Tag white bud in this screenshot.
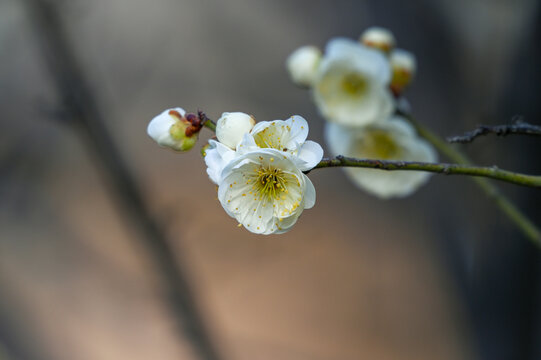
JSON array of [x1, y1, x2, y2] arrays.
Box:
[[286, 45, 322, 87], [147, 107, 198, 152], [360, 27, 396, 53], [390, 49, 416, 94], [216, 112, 256, 149]]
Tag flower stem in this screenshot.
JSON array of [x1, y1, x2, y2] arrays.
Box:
[[314, 156, 541, 188], [198, 111, 217, 132], [401, 112, 541, 247], [203, 120, 216, 132]]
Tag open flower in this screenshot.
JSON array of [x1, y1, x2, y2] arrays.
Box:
[[218, 148, 316, 234], [147, 107, 198, 151], [238, 115, 323, 171], [312, 38, 395, 127], [325, 116, 437, 198], [205, 115, 322, 234]]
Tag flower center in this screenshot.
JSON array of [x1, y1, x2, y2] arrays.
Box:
[[253, 132, 281, 150], [254, 166, 288, 201], [252, 122, 290, 151], [357, 130, 400, 159], [341, 73, 368, 96]]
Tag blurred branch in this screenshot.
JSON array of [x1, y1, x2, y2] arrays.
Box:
[[447, 119, 541, 143], [21, 1, 224, 360], [314, 156, 541, 187], [399, 111, 541, 247]]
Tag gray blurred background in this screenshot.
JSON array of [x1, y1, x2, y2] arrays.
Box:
[[1, 0, 540, 359]]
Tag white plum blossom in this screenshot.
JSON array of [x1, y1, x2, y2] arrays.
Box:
[[360, 27, 396, 53], [204, 115, 323, 234], [147, 107, 198, 151], [205, 115, 323, 185], [312, 38, 395, 127], [325, 116, 437, 199], [286, 45, 322, 87], [216, 112, 256, 149], [218, 148, 316, 234], [237, 115, 323, 171]]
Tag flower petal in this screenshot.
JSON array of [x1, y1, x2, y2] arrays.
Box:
[[295, 140, 324, 171], [283, 115, 309, 149], [236, 132, 259, 154], [325, 38, 391, 84], [273, 215, 299, 234], [303, 175, 316, 209], [205, 139, 235, 184]]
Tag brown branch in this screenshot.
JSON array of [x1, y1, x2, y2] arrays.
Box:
[[21, 1, 224, 360], [447, 118, 541, 144]]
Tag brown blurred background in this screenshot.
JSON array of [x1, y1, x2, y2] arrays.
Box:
[[1, 0, 540, 359]]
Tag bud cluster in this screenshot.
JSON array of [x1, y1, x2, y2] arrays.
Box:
[[147, 105, 323, 234]]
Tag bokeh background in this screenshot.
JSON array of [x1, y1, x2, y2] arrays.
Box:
[[1, 0, 540, 359]]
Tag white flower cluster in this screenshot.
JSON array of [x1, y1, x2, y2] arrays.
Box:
[[147, 109, 323, 235], [205, 113, 323, 234], [146, 27, 438, 235], [287, 27, 436, 198]]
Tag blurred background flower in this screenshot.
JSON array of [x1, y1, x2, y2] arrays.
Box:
[[325, 117, 437, 198]]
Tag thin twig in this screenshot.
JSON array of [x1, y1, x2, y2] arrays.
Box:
[[314, 156, 541, 188], [447, 120, 541, 143], [21, 1, 224, 359], [399, 111, 541, 247], [199, 111, 217, 132]]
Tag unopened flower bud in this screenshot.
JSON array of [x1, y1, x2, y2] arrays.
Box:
[[360, 27, 396, 53], [286, 45, 322, 87], [390, 49, 416, 95], [147, 107, 199, 152], [216, 112, 256, 149]]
